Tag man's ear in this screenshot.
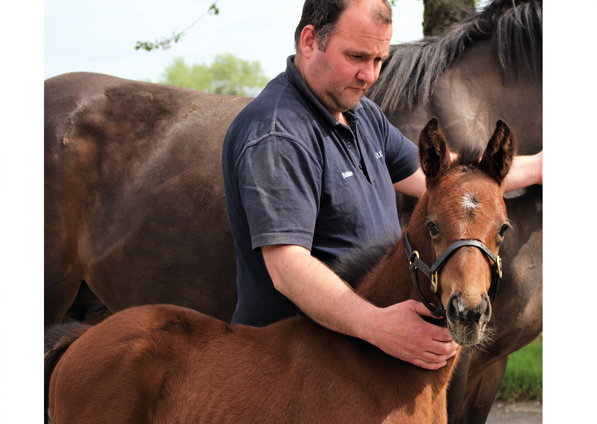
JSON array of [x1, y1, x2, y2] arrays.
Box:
[[300, 25, 317, 58]]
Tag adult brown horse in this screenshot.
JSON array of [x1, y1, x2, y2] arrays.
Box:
[[45, 119, 515, 424], [367, 1, 542, 422], [44, 77, 249, 325], [44, 0, 542, 422]]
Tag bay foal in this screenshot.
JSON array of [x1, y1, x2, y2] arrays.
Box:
[[45, 119, 515, 424]]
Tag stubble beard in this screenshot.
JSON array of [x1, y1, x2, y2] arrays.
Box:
[[328, 86, 367, 114]]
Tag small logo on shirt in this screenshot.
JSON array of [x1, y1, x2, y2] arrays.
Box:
[[342, 171, 354, 179], [375, 151, 383, 159]]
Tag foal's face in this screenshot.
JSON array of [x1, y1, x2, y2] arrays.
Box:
[[426, 167, 510, 346]]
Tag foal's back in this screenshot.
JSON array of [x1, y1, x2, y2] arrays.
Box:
[[49, 304, 452, 423]]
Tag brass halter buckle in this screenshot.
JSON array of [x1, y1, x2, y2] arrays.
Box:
[[496, 255, 502, 278], [431, 272, 439, 293], [409, 251, 419, 269]]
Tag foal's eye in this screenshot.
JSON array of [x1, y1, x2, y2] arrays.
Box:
[[499, 223, 511, 237], [427, 222, 440, 236]]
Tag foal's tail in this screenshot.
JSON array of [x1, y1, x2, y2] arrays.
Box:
[[44, 321, 91, 424]]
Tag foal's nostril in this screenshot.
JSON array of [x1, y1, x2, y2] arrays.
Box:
[[448, 292, 492, 325], [480, 293, 492, 325], [447, 293, 464, 323]]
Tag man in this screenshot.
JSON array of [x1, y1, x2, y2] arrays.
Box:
[[222, 0, 542, 370]]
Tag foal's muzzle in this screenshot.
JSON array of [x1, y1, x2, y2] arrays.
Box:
[[402, 230, 502, 317]]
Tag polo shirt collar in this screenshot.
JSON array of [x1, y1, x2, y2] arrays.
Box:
[[285, 55, 363, 128]]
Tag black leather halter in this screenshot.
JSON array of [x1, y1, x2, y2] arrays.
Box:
[[402, 230, 503, 317]]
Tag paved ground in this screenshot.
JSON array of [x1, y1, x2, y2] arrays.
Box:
[[487, 401, 542, 424]]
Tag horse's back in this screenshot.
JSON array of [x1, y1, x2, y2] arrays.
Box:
[[44, 73, 251, 325], [49, 304, 447, 424]]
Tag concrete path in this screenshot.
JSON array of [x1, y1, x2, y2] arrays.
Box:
[[487, 401, 542, 424]]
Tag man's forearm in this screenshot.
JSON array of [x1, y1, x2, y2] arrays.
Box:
[[393, 150, 542, 198], [261, 244, 375, 340], [504, 150, 543, 192]]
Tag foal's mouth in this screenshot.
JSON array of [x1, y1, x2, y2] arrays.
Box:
[[447, 320, 489, 347]]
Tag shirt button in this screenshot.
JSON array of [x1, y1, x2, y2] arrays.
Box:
[[347, 142, 352, 148]]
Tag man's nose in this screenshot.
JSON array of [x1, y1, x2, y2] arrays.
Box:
[[357, 61, 378, 85]]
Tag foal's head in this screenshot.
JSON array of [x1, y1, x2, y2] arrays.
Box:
[[417, 119, 515, 346]]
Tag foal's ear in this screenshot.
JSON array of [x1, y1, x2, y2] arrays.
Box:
[[479, 120, 516, 185], [419, 118, 452, 187]]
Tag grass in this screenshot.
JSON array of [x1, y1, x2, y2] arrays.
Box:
[[496, 335, 542, 402]]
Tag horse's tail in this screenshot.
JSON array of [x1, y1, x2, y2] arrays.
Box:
[[44, 321, 91, 424]]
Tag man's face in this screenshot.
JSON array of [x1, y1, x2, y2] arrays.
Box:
[[302, 2, 392, 120]]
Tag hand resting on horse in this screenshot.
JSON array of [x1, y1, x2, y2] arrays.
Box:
[[262, 244, 458, 370], [394, 150, 543, 199]]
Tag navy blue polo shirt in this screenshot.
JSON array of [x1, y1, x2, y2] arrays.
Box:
[[222, 56, 419, 326]]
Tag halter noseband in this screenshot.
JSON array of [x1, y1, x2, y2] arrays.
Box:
[[402, 230, 502, 318]]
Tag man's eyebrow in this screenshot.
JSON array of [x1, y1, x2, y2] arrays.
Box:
[[346, 50, 388, 59]]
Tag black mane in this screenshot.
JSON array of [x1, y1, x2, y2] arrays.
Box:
[[330, 239, 397, 289], [367, 0, 542, 113]]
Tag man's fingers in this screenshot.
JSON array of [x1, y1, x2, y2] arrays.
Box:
[[416, 360, 448, 371]]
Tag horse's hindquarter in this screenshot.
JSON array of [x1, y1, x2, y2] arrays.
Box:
[[48, 305, 224, 423], [44, 73, 251, 322]]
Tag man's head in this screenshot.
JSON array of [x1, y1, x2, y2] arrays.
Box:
[[294, 0, 392, 52], [294, 0, 393, 121]]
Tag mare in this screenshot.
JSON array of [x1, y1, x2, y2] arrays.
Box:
[[44, 0, 542, 422], [44, 78, 249, 325], [367, 1, 542, 422], [45, 119, 515, 424]]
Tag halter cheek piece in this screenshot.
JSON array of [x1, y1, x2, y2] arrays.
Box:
[[402, 230, 503, 318]]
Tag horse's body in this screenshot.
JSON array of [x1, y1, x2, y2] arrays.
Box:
[[367, 2, 542, 422], [44, 1, 542, 422], [45, 121, 515, 424], [44, 74, 249, 324]]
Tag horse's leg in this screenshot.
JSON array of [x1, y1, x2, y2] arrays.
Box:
[[451, 357, 509, 424], [44, 269, 83, 328], [63, 281, 111, 325], [446, 352, 471, 424]]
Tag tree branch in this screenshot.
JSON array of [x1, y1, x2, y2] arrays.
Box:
[[135, 1, 220, 52]]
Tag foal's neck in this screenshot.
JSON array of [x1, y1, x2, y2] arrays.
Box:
[[356, 194, 433, 308]]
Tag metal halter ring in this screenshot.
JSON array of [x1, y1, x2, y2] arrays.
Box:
[[431, 272, 439, 293]]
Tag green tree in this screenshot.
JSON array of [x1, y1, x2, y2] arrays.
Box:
[[159, 54, 269, 96]]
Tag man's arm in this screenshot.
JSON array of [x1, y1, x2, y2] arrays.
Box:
[[393, 151, 543, 198], [503, 150, 543, 192], [261, 244, 458, 370]]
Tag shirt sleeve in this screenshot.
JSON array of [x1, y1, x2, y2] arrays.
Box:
[[384, 123, 420, 184], [237, 134, 322, 251]]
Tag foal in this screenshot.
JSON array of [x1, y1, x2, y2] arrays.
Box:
[[45, 119, 515, 424]]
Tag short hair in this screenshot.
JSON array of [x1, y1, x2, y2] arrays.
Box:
[[294, 0, 393, 52]]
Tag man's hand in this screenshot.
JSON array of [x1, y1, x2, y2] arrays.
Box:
[[358, 299, 458, 370]]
